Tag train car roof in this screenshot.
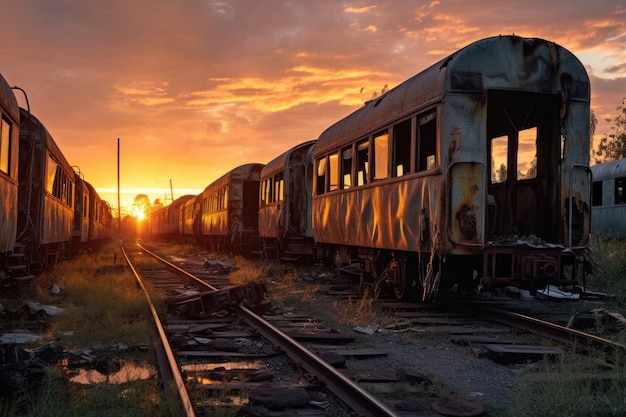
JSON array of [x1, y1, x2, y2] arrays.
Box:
[[0, 74, 19, 125], [200, 163, 264, 195], [315, 35, 589, 155], [591, 159, 626, 182], [19, 108, 74, 176], [261, 140, 316, 180]]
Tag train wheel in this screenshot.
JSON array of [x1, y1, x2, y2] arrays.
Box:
[[390, 258, 417, 300]]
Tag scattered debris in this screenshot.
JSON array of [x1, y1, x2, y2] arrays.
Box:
[[536, 285, 580, 300], [567, 309, 626, 332]]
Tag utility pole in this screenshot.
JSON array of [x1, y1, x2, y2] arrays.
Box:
[[170, 179, 174, 203], [117, 138, 121, 231]]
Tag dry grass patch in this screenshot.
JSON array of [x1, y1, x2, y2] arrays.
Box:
[[30, 242, 153, 349]]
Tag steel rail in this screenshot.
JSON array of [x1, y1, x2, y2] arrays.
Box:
[[136, 242, 401, 417], [237, 304, 401, 417], [443, 298, 626, 353], [136, 242, 218, 291], [120, 242, 197, 417]]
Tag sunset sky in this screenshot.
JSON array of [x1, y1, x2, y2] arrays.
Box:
[[3, 0, 625, 215]]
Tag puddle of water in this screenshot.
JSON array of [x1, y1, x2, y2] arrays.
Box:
[[181, 360, 265, 373], [183, 360, 266, 386], [70, 362, 157, 385]]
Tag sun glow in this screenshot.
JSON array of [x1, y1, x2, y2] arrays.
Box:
[[132, 207, 145, 222]]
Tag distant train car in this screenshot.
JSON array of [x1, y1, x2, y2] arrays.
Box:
[[148, 195, 195, 238], [17, 108, 76, 268], [259, 140, 315, 260], [0, 74, 20, 260], [591, 159, 626, 239], [180, 194, 200, 238], [73, 175, 113, 245], [312, 35, 591, 300], [85, 180, 112, 242], [197, 163, 264, 253]]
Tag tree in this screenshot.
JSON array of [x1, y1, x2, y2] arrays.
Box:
[[132, 194, 151, 219], [594, 99, 626, 163]]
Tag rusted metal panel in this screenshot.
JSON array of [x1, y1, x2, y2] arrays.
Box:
[[42, 195, 73, 245], [312, 174, 444, 253], [447, 162, 485, 247], [0, 73, 20, 253], [0, 180, 18, 252], [18, 109, 76, 250]]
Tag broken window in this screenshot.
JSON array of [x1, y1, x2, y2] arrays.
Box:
[[592, 181, 603, 206], [357, 139, 369, 186], [393, 119, 411, 177], [417, 111, 437, 171], [341, 146, 352, 189], [491, 136, 508, 184], [315, 157, 326, 195], [517, 127, 537, 180]]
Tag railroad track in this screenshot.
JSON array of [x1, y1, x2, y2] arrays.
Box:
[[122, 240, 626, 416], [120, 241, 408, 417]]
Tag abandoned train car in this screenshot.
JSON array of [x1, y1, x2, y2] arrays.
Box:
[[148, 194, 195, 238], [312, 35, 591, 300], [591, 159, 626, 239], [196, 163, 264, 253], [17, 108, 77, 269], [258, 140, 315, 260]]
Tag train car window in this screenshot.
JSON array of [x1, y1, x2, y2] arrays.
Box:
[[83, 195, 88, 217], [490, 136, 508, 184], [315, 157, 326, 195], [275, 173, 284, 201], [616, 178, 626, 204], [46, 156, 58, 195], [592, 181, 603, 206], [329, 152, 339, 191], [260, 180, 266, 206], [417, 112, 437, 171], [373, 131, 389, 181], [357, 140, 369, 186], [393, 119, 411, 177], [0, 118, 10, 174], [517, 127, 537, 180], [341, 146, 353, 189]]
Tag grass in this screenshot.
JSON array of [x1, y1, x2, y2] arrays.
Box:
[[0, 241, 181, 417]]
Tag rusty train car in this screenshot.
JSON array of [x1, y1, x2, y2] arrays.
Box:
[[196, 164, 264, 253], [148, 194, 195, 238], [0, 73, 112, 281], [312, 35, 591, 299], [258, 140, 315, 260], [73, 173, 113, 245], [591, 159, 626, 239], [149, 164, 265, 253], [148, 36, 591, 300]]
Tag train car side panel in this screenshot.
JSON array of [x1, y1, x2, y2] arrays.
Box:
[[0, 74, 20, 253]]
